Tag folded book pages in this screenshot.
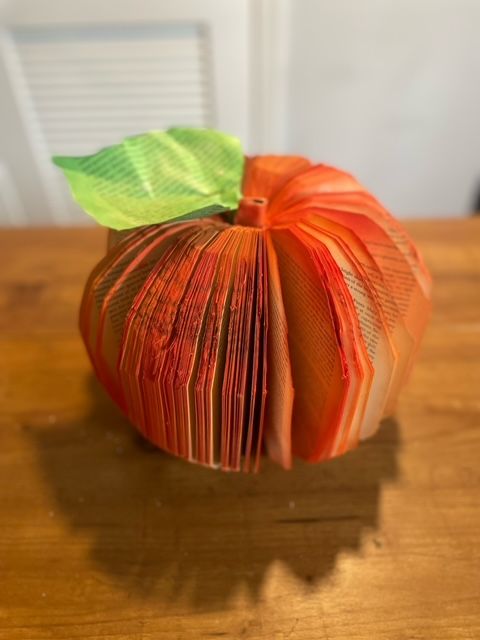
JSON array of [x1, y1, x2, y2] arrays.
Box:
[[54, 128, 431, 471]]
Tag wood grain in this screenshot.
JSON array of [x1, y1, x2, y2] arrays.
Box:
[[0, 220, 479, 640]]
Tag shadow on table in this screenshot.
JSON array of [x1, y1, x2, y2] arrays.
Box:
[[31, 376, 399, 610]]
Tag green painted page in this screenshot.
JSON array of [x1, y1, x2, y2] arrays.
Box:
[[53, 128, 245, 230]]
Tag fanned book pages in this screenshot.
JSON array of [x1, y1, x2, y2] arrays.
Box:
[[54, 128, 431, 471]]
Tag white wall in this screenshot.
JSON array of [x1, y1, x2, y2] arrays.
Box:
[[286, 0, 480, 218], [1, 0, 479, 223]]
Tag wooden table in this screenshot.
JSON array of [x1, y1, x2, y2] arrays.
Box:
[[0, 220, 479, 640]]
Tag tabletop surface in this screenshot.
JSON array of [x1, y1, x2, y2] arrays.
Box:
[[1, 219, 479, 640]]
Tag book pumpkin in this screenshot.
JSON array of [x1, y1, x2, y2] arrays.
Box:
[[54, 128, 431, 471]]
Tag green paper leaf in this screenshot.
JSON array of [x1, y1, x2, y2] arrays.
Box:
[[53, 127, 245, 230]]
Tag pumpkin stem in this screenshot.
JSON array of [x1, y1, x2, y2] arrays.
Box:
[[235, 197, 268, 228]]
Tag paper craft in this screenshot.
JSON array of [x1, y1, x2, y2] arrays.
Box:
[[54, 128, 431, 471]]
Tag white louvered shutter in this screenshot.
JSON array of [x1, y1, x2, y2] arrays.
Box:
[[0, 0, 249, 225]]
